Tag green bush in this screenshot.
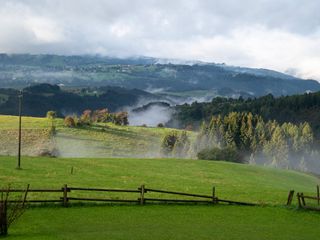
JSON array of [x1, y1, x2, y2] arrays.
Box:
[[197, 147, 243, 163], [161, 131, 178, 156], [113, 111, 129, 126]]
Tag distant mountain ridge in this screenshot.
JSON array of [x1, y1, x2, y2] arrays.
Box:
[[0, 84, 161, 117], [0, 53, 319, 97]]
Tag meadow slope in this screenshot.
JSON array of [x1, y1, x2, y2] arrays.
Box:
[[1, 156, 320, 240], [0, 156, 318, 204], [0, 115, 191, 158]]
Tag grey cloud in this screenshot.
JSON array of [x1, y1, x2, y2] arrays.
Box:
[[197, 0, 320, 33], [0, 0, 319, 78]]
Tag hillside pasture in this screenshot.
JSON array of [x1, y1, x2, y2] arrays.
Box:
[[0, 156, 319, 240], [0, 115, 59, 156], [55, 123, 182, 158], [0, 115, 190, 158], [0, 156, 318, 205]]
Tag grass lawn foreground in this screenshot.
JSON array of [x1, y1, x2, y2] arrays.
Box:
[[8, 205, 320, 240], [0, 156, 320, 239]]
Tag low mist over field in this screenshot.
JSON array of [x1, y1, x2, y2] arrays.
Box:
[[128, 104, 173, 127]]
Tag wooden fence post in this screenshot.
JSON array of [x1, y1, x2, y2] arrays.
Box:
[[22, 184, 30, 208], [301, 193, 306, 206], [140, 185, 145, 205], [317, 185, 319, 206], [297, 193, 302, 208], [212, 186, 216, 204], [63, 184, 68, 207], [0, 201, 8, 236], [286, 190, 294, 206]]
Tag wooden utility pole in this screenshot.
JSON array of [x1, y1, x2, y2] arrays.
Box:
[[17, 90, 23, 169]]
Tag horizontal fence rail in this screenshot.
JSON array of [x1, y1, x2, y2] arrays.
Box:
[[215, 198, 256, 206], [66, 198, 139, 203], [0, 184, 256, 207], [143, 188, 214, 199], [69, 187, 140, 193], [142, 198, 213, 203], [0, 189, 64, 193], [300, 195, 320, 201]]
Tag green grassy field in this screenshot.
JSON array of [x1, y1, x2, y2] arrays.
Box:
[[9, 205, 320, 240], [0, 115, 190, 157], [0, 115, 57, 156], [1, 156, 319, 240], [0, 115, 63, 129], [1, 156, 318, 204], [55, 123, 185, 158], [1, 115, 320, 239]]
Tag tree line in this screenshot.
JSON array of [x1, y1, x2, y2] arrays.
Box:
[[64, 109, 129, 127], [174, 92, 320, 139], [162, 112, 319, 172]]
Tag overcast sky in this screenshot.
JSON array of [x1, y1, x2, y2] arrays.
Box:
[[0, 0, 319, 79]]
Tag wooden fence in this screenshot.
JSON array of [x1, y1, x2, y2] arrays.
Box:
[[0, 185, 256, 207], [294, 185, 320, 211]]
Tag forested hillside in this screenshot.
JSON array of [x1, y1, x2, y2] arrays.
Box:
[[0, 84, 160, 117], [174, 92, 320, 137]]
